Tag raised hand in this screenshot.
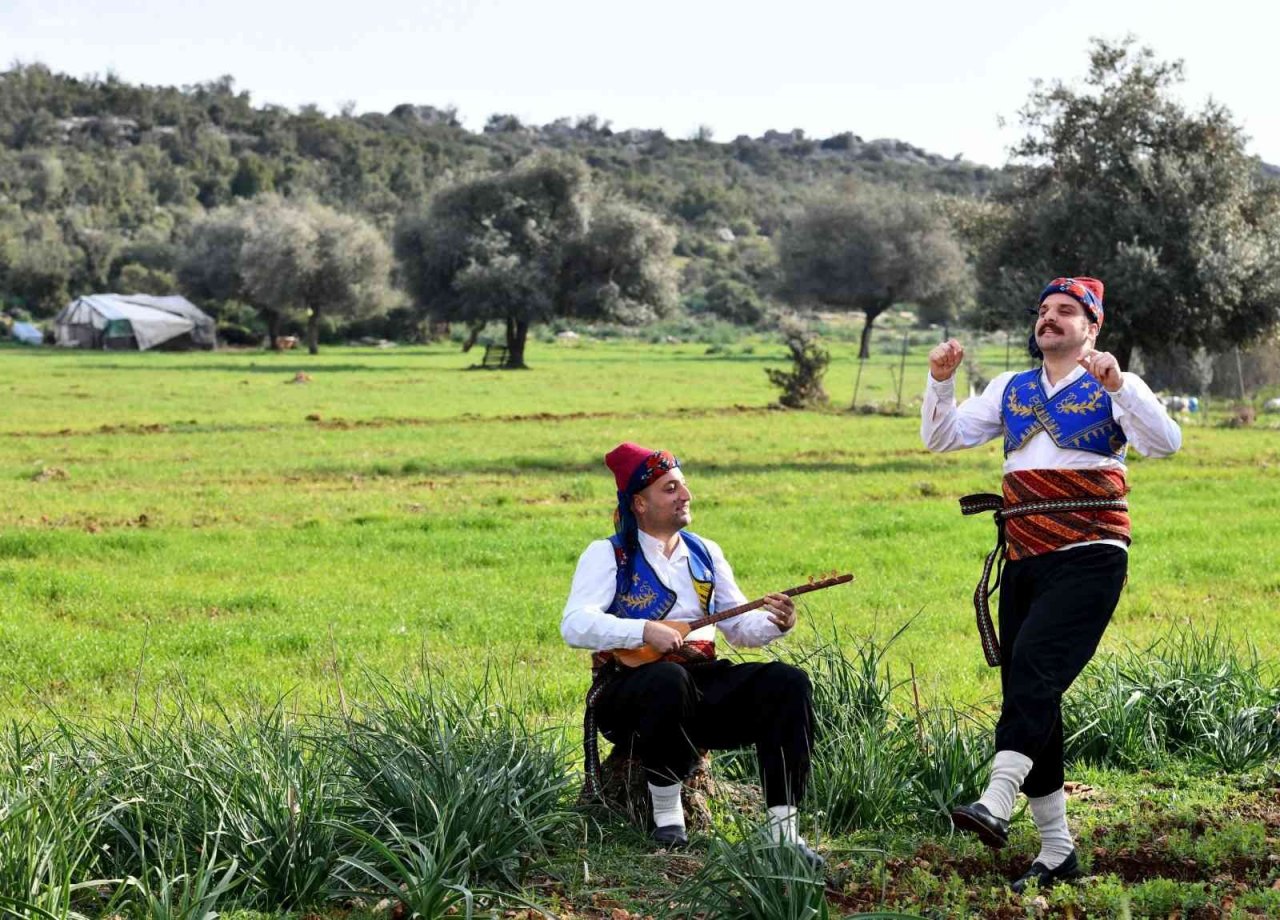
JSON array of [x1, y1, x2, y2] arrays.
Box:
[[1078, 348, 1123, 393], [928, 339, 965, 382]]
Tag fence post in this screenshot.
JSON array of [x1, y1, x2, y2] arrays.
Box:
[[895, 333, 909, 414]]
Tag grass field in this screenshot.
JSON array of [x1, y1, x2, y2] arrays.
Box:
[[1, 337, 1276, 721], [2, 336, 1279, 918]]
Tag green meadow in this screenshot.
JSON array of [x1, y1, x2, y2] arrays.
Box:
[[1, 337, 1276, 722]]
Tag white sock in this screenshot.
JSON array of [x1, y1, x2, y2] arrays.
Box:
[[648, 781, 684, 829], [767, 804, 799, 844], [1028, 787, 1074, 869], [976, 750, 1034, 821]]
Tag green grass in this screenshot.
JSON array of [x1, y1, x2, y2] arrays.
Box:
[[0, 332, 1278, 918], [0, 338, 1277, 723]]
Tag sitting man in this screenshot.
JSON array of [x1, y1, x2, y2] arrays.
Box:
[[562, 442, 820, 866]]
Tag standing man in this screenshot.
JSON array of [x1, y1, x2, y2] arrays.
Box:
[[921, 277, 1181, 892], [562, 442, 821, 867]]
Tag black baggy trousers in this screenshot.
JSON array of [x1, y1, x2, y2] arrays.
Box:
[[995, 543, 1128, 797], [594, 658, 814, 808]]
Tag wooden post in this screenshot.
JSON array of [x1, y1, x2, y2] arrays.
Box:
[[895, 333, 909, 414]]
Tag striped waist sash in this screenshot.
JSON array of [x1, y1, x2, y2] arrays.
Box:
[[959, 469, 1130, 667]]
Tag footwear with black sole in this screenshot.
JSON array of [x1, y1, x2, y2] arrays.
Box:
[[651, 824, 688, 849], [1011, 850, 1081, 893], [950, 802, 1010, 849]]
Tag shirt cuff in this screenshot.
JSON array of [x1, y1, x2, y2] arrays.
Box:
[[621, 619, 649, 648], [927, 372, 956, 396], [1107, 378, 1134, 414]]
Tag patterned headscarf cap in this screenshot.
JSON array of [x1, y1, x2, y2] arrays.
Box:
[[604, 443, 680, 547], [1039, 277, 1105, 327]]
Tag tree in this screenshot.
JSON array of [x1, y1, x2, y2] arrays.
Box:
[[180, 197, 393, 353], [240, 199, 393, 354], [179, 204, 258, 328], [0, 214, 75, 316], [395, 155, 677, 368], [972, 39, 1280, 369], [778, 183, 972, 358]]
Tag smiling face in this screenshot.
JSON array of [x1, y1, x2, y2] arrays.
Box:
[[1035, 293, 1099, 357], [632, 468, 693, 536]]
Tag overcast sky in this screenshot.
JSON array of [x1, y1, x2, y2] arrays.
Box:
[[2, 0, 1276, 167]]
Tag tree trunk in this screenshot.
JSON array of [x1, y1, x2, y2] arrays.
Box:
[[266, 311, 282, 351], [505, 317, 530, 368], [307, 310, 320, 355], [858, 306, 887, 360], [461, 320, 484, 352], [1113, 340, 1133, 372]]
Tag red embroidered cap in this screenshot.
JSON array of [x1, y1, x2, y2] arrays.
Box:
[[605, 442, 679, 494], [1040, 276, 1105, 327]]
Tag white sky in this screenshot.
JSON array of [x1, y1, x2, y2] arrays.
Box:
[[2, 0, 1276, 167]]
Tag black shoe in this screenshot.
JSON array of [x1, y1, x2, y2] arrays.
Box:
[[790, 840, 826, 872], [1011, 850, 1081, 893], [651, 824, 688, 849], [950, 802, 1009, 849]]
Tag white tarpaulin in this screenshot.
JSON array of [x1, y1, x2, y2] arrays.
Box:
[[55, 294, 216, 350]]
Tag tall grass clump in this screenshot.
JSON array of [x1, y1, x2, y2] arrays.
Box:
[[779, 627, 991, 834], [662, 814, 830, 920], [178, 701, 342, 909], [116, 824, 242, 920], [335, 821, 480, 920], [1065, 626, 1280, 772], [335, 673, 578, 889], [66, 697, 342, 911], [0, 725, 117, 920]]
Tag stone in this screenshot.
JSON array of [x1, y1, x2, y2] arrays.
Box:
[[584, 747, 759, 830]]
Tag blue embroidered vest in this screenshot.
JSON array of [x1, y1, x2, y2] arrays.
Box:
[[606, 531, 716, 621], [1001, 368, 1127, 461]]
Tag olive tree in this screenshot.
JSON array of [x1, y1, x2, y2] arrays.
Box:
[[779, 184, 972, 358]]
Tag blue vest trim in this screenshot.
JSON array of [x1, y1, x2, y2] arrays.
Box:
[[607, 531, 717, 622], [1001, 368, 1128, 461]]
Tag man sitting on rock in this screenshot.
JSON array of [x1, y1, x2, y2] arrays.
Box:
[[562, 442, 821, 867]]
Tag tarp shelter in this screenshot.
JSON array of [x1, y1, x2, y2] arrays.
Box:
[[11, 322, 43, 345], [55, 294, 217, 350]]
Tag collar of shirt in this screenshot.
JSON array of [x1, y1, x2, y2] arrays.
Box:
[[637, 529, 685, 565], [1040, 363, 1088, 398]]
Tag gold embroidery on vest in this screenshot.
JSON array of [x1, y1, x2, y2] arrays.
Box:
[[619, 573, 659, 612]]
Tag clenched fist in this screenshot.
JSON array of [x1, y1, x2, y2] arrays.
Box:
[[929, 339, 965, 382]]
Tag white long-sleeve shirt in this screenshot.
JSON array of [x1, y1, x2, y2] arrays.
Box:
[[560, 529, 785, 652], [921, 365, 1182, 471], [920, 365, 1182, 552]]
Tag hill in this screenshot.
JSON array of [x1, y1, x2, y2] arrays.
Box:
[[0, 64, 1000, 326]]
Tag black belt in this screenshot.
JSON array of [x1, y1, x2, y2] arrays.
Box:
[[581, 660, 621, 802], [959, 492, 1129, 667]]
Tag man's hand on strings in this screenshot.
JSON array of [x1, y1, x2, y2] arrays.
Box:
[[763, 593, 797, 632], [642, 620, 684, 653]]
